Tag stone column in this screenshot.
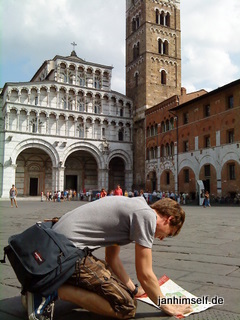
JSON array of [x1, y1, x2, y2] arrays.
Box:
[[58, 165, 65, 192], [26, 114, 29, 132], [5, 112, 9, 130], [55, 115, 58, 135], [47, 88, 50, 107], [74, 120, 77, 137], [52, 166, 58, 193], [1, 162, 17, 198], [125, 169, 133, 191], [46, 116, 49, 134], [98, 168, 109, 190], [36, 113, 39, 133]]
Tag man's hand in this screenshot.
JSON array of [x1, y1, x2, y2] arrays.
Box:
[[161, 303, 193, 317]]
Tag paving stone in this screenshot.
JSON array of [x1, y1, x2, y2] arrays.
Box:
[[163, 260, 237, 276], [156, 252, 240, 266], [177, 272, 240, 290], [190, 285, 240, 315]]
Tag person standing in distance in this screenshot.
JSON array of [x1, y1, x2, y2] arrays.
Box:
[[114, 184, 123, 196], [9, 184, 18, 208]]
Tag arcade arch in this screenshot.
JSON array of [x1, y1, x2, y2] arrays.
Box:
[[108, 157, 125, 192], [146, 171, 157, 192], [199, 163, 217, 195], [160, 169, 174, 192], [178, 167, 196, 199], [16, 148, 53, 196], [64, 150, 98, 192]]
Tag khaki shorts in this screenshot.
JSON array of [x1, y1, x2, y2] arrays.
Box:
[[67, 253, 137, 319]]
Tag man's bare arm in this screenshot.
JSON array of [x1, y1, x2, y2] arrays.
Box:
[[105, 246, 136, 292], [135, 243, 192, 316]]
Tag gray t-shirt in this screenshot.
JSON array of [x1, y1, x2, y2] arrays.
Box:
[[53, 196, 157, 250]]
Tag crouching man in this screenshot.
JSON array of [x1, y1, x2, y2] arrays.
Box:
[[27, 196, 192, 320]]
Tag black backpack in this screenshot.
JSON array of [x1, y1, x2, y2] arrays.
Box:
[[1, 221, 88, 297]]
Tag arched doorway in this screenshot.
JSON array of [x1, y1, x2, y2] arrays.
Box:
[[160, 170, 174, 193], [16, 148, 52, 196], [178, 167, 196, 200], [146, 171, 157, 192], [65, 150, 98, 192], [199, 163, 217, 196], [109, 157, 125, 192]]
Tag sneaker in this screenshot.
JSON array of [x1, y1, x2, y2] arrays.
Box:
[[27, 291, 57, 320]]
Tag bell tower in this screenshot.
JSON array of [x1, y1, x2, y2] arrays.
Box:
[[126, 0, 181, 189]]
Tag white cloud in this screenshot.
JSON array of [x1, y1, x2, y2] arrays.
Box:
[[182, 46, 238, 90], [0, 0, 126, 92], [181, 0, 240, 92]]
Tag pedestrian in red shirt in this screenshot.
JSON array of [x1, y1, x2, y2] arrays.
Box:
[[114, 184, 123, 196]]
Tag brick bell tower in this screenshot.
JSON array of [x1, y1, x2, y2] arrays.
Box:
[[126, 0, 181, 190]]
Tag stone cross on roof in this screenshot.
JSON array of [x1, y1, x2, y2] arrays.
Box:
[[71, 41, 77, 50]]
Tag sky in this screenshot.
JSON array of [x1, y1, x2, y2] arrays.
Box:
[[0, 0, 240, 95]]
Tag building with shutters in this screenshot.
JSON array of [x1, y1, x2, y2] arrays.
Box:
[[145, 79, 240, 201]]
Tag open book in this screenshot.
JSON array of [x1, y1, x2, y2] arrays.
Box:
[[136, 275, 216, 318]]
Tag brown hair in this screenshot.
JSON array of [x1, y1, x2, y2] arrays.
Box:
[[150, 198, 185, 236]]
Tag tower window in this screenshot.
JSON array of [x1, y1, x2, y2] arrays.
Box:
[[163, 40, 168, 55], [156, 9, 159, 24], [166, 13, 170, 27], [136, 16, 140, 28], [133, 42, 140, 60], [156, 9, 170, 26], [160, 70, 167, 85], [135, 72, 139, 87], [132, 19, 136, 32], [158, 39, 162, 54], [158, 39, 169, 55], [160, 11, 164, 25], [132, 16, 140, 32]]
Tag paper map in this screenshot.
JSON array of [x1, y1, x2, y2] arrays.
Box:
[[136, 275, 215, 318]]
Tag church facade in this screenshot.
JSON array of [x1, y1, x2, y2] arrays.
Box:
[[0, 51, 133, 197]]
